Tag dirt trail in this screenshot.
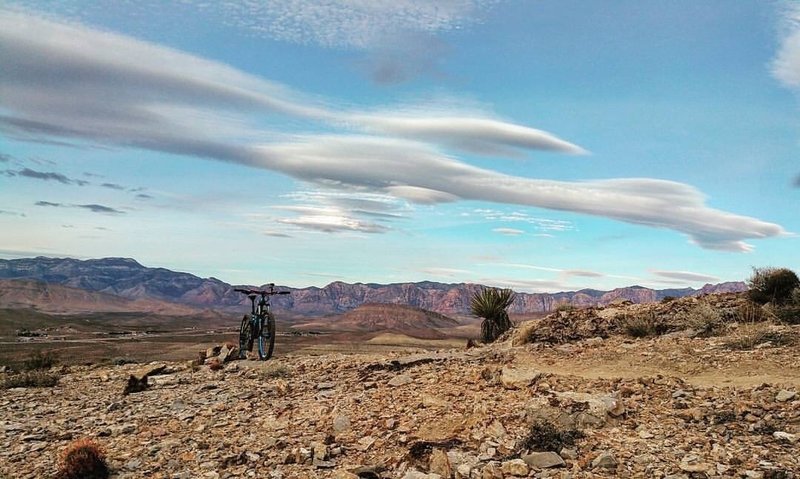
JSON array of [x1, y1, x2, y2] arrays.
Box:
[[511, 334, 800, 388]]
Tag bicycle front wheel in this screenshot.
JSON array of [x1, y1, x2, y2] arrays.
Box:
[[257, 312, 275, 360], [239, 314, 253, 359]]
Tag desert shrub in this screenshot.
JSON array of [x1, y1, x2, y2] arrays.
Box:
[[54, 439, 109, 479], [1, 370, 60, 389], [724, 322, 794, 350], [471, 288, 515, 343], [620, 312, 669, 338], [515, 420, 583, 454], [737, 301, 767, 323], [679, 303, 724, 337], [747, 267, 800, 305], [661, 296, 677, 303], [111, 357, 137, 366], [764, 288, 800, 325], [554, 303, 576, 312], [23, 350, 57, 370]]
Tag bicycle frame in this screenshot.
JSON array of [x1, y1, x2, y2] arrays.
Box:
[[235, 284, 289, 360]]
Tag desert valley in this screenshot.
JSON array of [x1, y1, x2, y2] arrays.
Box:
[[1, 257, 799, 478]]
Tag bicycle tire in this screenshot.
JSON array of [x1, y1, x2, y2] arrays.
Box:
[[257, 312, 276, 360], [238, 314, 253, 359]]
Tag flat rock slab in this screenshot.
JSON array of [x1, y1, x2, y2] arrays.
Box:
[[523, 452, 565, 469]]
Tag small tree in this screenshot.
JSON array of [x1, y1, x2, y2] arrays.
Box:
[[471, 287, 515, 343], [747, 267, 799, 305]]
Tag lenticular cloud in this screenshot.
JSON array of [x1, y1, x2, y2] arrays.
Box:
[[0, 9, 787, 251]]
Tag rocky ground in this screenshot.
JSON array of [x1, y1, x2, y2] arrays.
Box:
[[1, 295, 799, 478]]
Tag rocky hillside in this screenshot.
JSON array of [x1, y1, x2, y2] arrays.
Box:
[[2, 296, 798, 478], [295, 303, 460, 339], [0, 257, 746, 316], [0, 279, 199, 315]]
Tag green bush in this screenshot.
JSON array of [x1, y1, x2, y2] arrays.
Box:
[[554, 303, 576, 312], [747, 267, 799, 305], [471, 287, 515, 343]]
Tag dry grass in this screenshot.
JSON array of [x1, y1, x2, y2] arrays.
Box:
[[679, 303, 724, 337], [723, 322, 794, 351], [620, 312, 669, 338], [1, 370, 60, 389]]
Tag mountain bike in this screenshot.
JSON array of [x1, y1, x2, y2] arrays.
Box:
[[234, 284, 290, 360]]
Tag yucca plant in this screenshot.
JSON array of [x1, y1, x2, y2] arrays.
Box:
[[471, 287, 515, 343]]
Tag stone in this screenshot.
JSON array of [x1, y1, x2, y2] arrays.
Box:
[[500, 366, 541, 389], [773, 431, 798, 443], [522, 452, 565, 469], [429, 448, 452, 478], [332, 471, 359, 479], [559, 448, 578, 460], [775, 390, 796, 402], [333, 414, 351, 433], [592, 451, 617, 469], [501, 458, 529, 476], [388, 374, 413, 387]]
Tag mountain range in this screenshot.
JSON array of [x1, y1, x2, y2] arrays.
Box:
[[0, 257, 746, 316]]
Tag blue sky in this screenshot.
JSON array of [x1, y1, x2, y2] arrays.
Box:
[[0, 0, 798, 292]]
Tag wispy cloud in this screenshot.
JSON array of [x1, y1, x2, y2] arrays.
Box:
[[772, 3, 800, 88], [3, 167, 88, 185], [651, 270, 719, 283], [492, 227, 524, 236], [34, 201, 125, 214], [100, 182, 125, 190], [421, 267, 472, 278], [474, 208, 574, 232], [0, 10, 786, 251], [0, 209, 26, 217]]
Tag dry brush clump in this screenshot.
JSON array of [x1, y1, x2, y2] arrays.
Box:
[[722, 301, 795, 350], [1, 370, 60, 389], [54, 438, 109, 479], [23, 350, 57, 370], [515, 420, 583, 455], [678, 302, 724, 337], [620, 311, 670, 338]]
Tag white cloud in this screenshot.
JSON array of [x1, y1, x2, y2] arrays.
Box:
[[651, 270, 719, 283], [772, 3, 800, 88], [492, 227, 524, 236], [205, 0, 498, 50], [0, 10, 787, 252], [421, 267, 473, 277]]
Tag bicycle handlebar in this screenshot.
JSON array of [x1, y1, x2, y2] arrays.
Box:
[[233, 287, 291, 296]]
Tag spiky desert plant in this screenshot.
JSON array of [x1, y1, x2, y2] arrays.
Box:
[[54, 439, 109, 479], [471, 287, 515, 343], [747, 267, 799, 305]]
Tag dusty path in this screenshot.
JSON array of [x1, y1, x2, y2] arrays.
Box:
[[509, 334, 800, 388]]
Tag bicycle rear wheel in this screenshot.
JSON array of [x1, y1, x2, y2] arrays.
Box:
[[239, 314, 253, 359], [257, 312, 275, 360]]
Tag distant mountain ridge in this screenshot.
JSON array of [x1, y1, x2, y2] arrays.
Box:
[[0, 257, 746, 316]]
